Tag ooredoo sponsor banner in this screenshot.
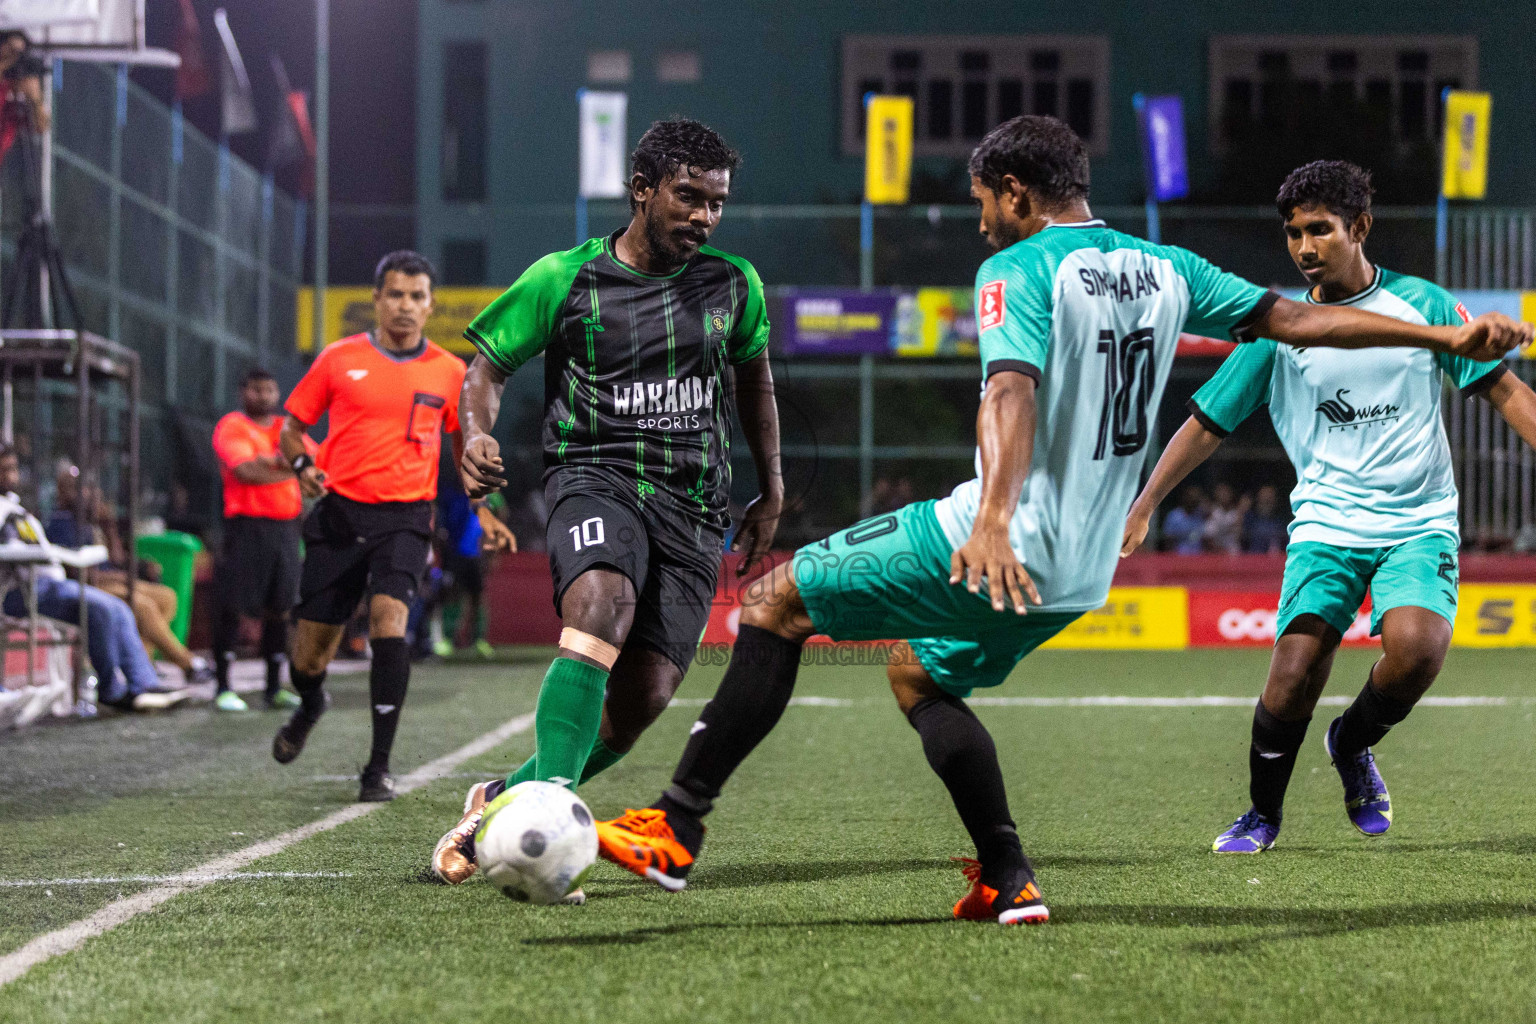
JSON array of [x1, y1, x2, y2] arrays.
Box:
[[1187, 591, 1377, 647]]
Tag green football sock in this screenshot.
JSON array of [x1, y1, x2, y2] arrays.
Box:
[[503, 755, 538, 790], [579, 738, 626, 784], [504, 736, 626, 790], [528, 657, 609, 791]]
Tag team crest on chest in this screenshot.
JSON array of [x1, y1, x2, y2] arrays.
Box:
[[706, 307, 730, 339]]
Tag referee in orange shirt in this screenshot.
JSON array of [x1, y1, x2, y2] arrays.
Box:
[[273, 251, 513, 801], [210, 368, 313, 712]]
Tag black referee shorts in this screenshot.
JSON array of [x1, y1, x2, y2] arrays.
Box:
[[217, 516, 302, 617], [295, 494, 433, 625], [546, 483, 724, 674]]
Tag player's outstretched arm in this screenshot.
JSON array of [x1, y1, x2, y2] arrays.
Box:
[[729, 352, 783, 577], [1255, 298, 1532, 361], [459, 354, 509, 499], [1483, 371, 1536, 452], [952, 370, 1041, 614], [1121, 417, 1224, 557]]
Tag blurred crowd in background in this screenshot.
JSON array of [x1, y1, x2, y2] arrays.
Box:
[[1157, 483, 1290, 555]]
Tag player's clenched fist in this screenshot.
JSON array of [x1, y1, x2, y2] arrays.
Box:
[[460, 434, 507, 499], [1451, 312, 1533, 362]]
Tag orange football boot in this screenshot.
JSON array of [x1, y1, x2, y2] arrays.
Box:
[[595, 807, 698, 891], [951, 856, 1050, 925]]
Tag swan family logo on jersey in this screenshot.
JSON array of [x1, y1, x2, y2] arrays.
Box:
[[1315, 388, 1401, 430], [978, 281, 1006, 331]]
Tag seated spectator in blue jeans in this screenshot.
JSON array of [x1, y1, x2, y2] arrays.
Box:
[[0, 446, 190, 712], [1161, 485, 1209, 555], [1243, 483, 1290, 554]]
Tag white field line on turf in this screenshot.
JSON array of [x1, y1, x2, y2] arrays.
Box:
[[668, 695, 1518, 708], [0, 872, 354, 888], [0, 711, 535, 989]]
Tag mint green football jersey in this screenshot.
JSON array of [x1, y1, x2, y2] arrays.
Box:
[[932, 220, 1275, 612], [1190, 267, 1505, 548]]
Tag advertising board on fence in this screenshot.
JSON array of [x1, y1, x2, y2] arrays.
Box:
[[780, 290, 897, 356], [1451, 585, 1536, 647], [895, 288, 977, 358], [1186, 591, 1378, 647], [297, 287, 498, 355], [1040, 588, 1189, 650]]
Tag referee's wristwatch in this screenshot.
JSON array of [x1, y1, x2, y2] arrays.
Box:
[[291, 453, 314, 475]]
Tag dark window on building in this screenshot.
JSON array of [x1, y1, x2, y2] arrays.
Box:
[[1326, 51, 1357, 75], [442, 42, 487, 202], [856, 76, 882, 134], [1030, 50, 1060, 73], [1433, 77, 1461, 134], [997, 79, 1023, 121], [1033, 79, 1058, 117], [927, 79, 953, 139], [1398, 79, 1426, 138], [842, 36, 1109, 157], [891, 49, 921, 107], [1211, 36, 1474, 152], [961, 80, 988, 138], [442, 239, 487, 285], [1223, 78, 1253, 128], [1065, 79, 1094, 139]]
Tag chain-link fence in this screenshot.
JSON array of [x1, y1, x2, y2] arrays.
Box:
[[0, 61, 305, 525], [476, 200, 1536, 552]]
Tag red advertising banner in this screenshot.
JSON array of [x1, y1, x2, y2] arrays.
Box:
[[1187, 590, 1379, 647]]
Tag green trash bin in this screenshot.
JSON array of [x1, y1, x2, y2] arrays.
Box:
[[135, 531, 204, 644]]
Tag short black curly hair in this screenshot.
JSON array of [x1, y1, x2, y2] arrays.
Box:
[[1276, 160, 1375, 224], [968, 115, 1090, 205], [373, 250, 436, 291], [629, 117, 741, 212]]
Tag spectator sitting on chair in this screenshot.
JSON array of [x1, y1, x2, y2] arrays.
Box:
[[47, 464, 213, 686], [0, 445, 191, 711], [1244, 483, 1290, 554], [1160, 485, 1209, 555]]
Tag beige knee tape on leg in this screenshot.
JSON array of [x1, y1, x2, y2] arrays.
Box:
[[559, 628, 619, 670]]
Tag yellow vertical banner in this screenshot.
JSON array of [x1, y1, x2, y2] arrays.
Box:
[[864, 94, 913, 205], [1441, 90, 1491, 200]]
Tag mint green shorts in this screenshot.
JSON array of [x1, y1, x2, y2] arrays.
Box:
[[1276, 533, 1460, 640], [793, 501, 1082, 697]]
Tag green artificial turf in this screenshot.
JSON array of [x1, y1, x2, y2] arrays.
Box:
[[1, 648, 1534, 1023]]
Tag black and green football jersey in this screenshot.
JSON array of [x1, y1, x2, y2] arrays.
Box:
[[465, 231, 770, 522]]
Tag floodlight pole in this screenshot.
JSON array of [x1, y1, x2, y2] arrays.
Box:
[[1434, 87, 1450, 286], [313, 0, 330, 353]]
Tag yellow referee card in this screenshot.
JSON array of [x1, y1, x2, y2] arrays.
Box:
[[1441, 90, 1491, 200]]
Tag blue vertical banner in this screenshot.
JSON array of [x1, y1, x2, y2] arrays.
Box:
[[1135, 94, 1189, 201], [1134, 93, 1188, 245]]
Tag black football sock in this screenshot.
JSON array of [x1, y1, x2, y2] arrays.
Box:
[[1332, 670, 1415, 760], [659, 625, 803, 838], [906, 692, 1024, 886], [261, 617, 289, 698], [290, 666, 328, 717], [211, 602, 238, 694], [366, 638, 411, 774], [1249, 700, 1310, 822]]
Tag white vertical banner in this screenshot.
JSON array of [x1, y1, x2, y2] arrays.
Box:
[[579, 89, 627, 199]]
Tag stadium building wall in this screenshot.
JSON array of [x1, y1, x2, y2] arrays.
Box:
[[416, 0, 1536, 283]]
